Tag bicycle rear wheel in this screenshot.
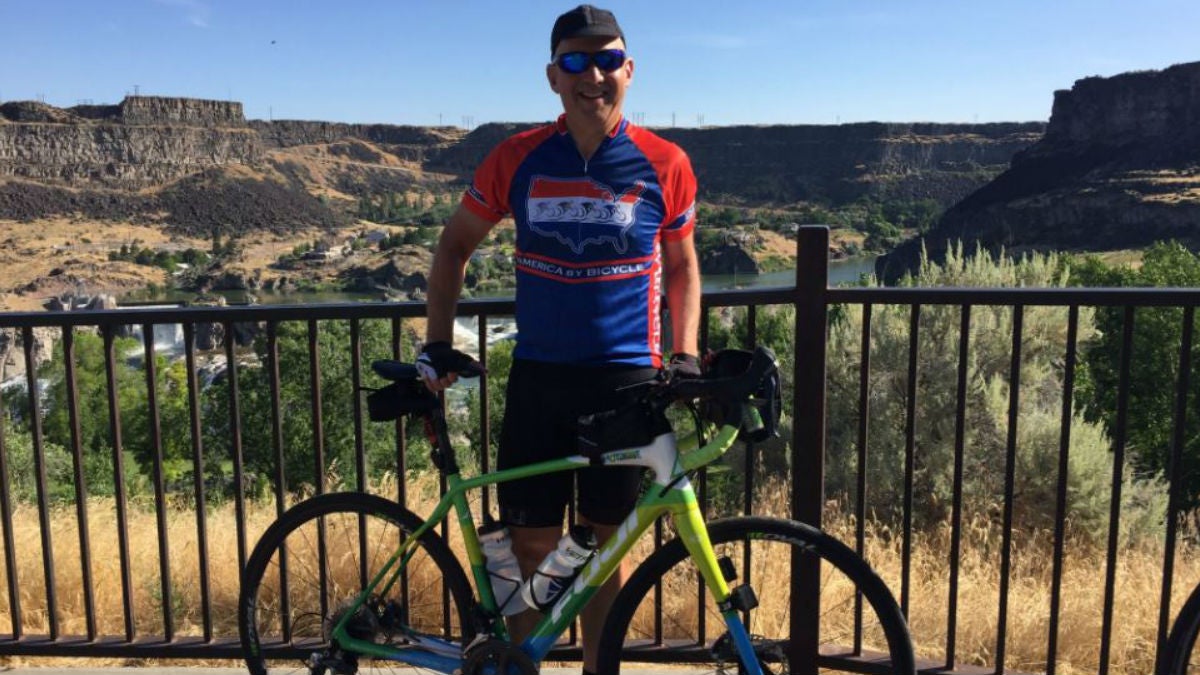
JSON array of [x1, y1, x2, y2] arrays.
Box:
[[1163, 583, 1200, 675], [239, 492, 476, 675], [596, 516, 915, 675]]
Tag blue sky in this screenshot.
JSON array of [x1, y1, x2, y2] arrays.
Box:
[[2, 1, 1197, 128]]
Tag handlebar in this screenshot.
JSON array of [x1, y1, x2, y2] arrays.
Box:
[[664, 345, 778, 404], [369, 345, 779, 416]]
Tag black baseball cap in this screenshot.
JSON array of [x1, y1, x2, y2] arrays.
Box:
[[550, 5, 625, 56]]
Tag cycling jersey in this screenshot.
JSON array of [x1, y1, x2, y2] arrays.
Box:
[[461, 114, 697, 368]]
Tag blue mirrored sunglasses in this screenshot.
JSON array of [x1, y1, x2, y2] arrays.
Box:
[[554, 49, 627, 74]]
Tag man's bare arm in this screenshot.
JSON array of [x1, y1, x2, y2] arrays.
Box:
[[425, 204, 495, 346], [663, 233, 701, 357]]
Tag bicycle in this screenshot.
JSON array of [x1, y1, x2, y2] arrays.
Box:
[[1162, 581, 1200, 675], [238, 345, 916, 675]]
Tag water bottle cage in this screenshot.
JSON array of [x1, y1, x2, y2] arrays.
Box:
[[528, 568, 580, 613], [488, 571, 525, 613]]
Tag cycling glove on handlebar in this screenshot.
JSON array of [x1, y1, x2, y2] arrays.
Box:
[[667, 353, 702, 380], [416, 341, 484, 380]]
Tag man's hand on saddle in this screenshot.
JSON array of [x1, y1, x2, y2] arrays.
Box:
[[417, 341, 486, 392]]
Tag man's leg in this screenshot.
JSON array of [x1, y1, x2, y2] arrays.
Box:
[[506, 525, 561, 642], [578, 517, 630, 675]]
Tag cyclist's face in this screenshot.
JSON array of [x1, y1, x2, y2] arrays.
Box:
[[547, 36, 633, 134]]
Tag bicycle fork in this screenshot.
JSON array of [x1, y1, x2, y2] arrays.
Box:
[[673, 501, 766, 675]]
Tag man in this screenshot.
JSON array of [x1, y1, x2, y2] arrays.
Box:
[[419, 5, 701, 673]]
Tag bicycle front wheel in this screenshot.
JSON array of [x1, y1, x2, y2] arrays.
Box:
[[239, 492, 476, 675], [596, 516, 915, 675], [1162, 583, 1200, 675]]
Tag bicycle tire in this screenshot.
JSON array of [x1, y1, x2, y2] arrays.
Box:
[[595, 516, 915, 675], [1162, 583, 1200, 675], [239, 492, 476, 675]]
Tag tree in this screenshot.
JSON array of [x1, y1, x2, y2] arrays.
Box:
[[205, 319, 423, 494], [1072, 242, 1200, 511], [824, 244, 1166, 541]]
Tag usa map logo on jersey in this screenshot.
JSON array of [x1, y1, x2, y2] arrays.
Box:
[[526, 176, 646, 254]]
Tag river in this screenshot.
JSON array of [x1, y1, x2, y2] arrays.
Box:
[[120, 256, 878, 306]]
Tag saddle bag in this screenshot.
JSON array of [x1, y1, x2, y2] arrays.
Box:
[[366, 380, 439, 421]]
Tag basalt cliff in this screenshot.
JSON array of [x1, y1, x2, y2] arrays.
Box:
[[878, 61, 1200, 282], [0, 95, 1043, 235]]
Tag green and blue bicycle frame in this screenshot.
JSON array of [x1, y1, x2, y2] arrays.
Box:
[[328, 410, 764, 675]]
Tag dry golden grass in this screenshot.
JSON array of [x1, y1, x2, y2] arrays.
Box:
[[1, 473, 1196, 675]]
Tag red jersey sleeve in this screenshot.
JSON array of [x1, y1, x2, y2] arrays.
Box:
[[627, 125, 697, 242], [660, 152, 697, 242], [460, 124, 557, 224], [461, 144, 511, 224]]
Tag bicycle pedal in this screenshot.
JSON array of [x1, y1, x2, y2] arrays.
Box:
[[718, 584, 759, 612]]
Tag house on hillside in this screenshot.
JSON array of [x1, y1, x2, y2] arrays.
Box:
[[303, 240, 351, 263]]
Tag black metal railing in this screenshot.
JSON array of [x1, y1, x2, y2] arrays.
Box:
[[0, 226, 1197, 675]]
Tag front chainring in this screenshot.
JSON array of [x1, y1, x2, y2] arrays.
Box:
[[461, 639, 538, 675]]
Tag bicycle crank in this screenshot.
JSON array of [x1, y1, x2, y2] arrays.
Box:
[[461, 639, 538, 675]]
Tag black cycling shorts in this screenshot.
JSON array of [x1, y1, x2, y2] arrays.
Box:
[[497, 358, 658, 528]]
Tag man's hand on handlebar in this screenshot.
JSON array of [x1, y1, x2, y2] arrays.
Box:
[[417, 341, 485, 392], [666, 352, 702, 381]]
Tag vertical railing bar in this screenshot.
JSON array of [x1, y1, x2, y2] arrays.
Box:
[[390, 318, 411, 622], [675, 300, 707, 651], [182, 323, 212, 642], [0, 354, 20, 640], [22, 326, 58, 640], [142, 323, 174, 640], [791, 226, 829, 670], [1157, 306, 1194, 673], [996, 305, 1025, 673], [695, 300, 711, 647], [104, 326, 136, 640], [697, 276, 713, 649], [651, 515, 663, 646], [62, 327, 98, 640], [307, 319, 329, 624], [350, 319, 368, 589], [351, 319, 366, 493], [309, 319, 326, 493], [1047, 305, 1080, 675], [900, 304, 920, 617], [265, 322, 291, 642], [478, 315, 491, 516], [439, 387, 452, 641], [853, 302, 873, 654], [224, 321, 248, 573], [744, 305, 758, 516], [390, 317, 408, 506], [741, 306, 758, 631], [1099, 306, 1135, 675], [946, 304, 971, 668]]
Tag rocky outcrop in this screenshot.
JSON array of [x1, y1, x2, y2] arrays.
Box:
[[701, 244, 760, 275], [428, 121, 1044, 208], [0, 95, 1045, 245], [0, 326, 58, 384], [250, 120, 462, 162], [0, 96, 260, 188], [340, 246, 433, 293], [0, 123, 261, 187], [659, 122, 1044, 206], [878, 61, 1200, 282], [120, 96, 246, 127]]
